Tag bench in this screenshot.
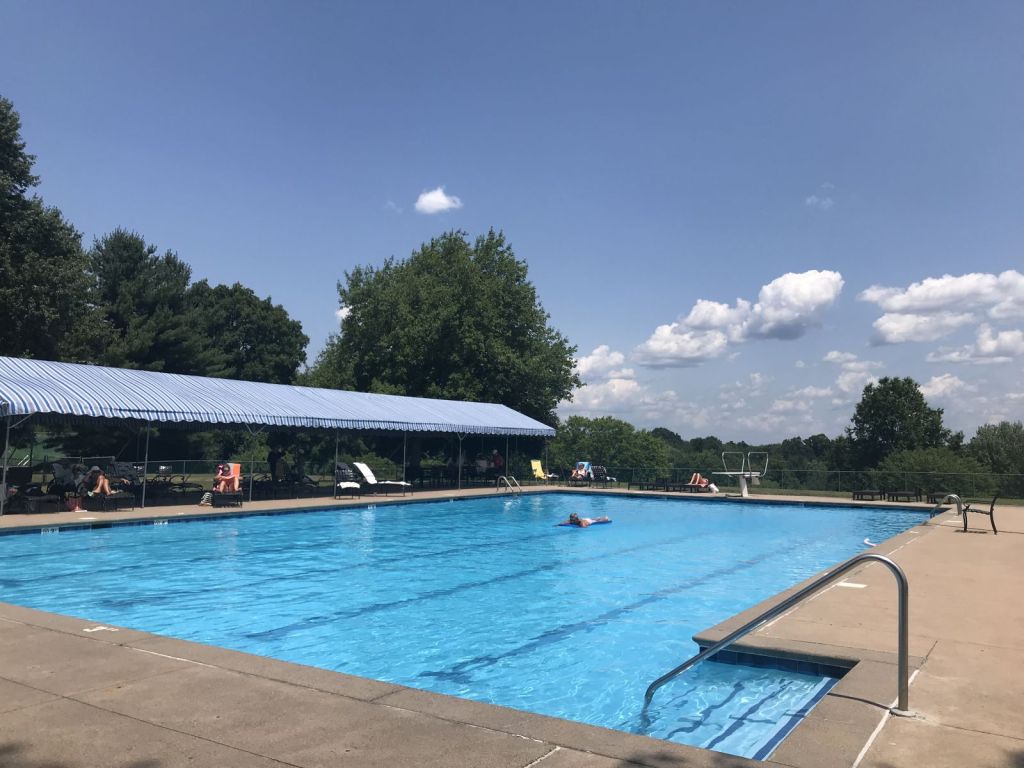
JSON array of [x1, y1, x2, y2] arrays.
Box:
[[887, 489, 922, 503], [851, 490, 883, 501]]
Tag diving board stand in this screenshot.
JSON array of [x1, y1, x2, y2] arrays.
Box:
[[713, 451, 768, 498]]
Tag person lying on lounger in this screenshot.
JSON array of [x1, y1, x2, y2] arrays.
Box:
[[688, 472, 709, 486], [565, 512, 611, 528]]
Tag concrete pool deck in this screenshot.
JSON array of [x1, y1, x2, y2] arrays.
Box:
[[0, 487, 1021, 767]]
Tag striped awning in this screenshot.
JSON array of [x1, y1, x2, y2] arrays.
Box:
[[0, 357, 556, 436]]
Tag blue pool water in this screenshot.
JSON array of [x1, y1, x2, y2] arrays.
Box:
[[0, 494, 926, 758]]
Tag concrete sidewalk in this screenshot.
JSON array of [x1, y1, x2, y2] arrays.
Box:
[[0, 491, 1021, 767]]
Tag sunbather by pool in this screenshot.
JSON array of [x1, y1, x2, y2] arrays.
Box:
[[688, 472, 709, 486], [85, 466, 113, 496]]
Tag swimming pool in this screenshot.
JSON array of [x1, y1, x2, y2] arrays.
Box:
[[0, 493, 927, 758]]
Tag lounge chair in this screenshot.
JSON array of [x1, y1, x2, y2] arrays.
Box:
[[568, 462, 592, 486], [530, 460, 558, 482], [352, 462, 412, 495], [212, 463, 244, 507], [962, 495, 998, 534], [679, 472, 713, 493], [3, 466, 62, 513], [591, 466, 616, 486], [335, 462, 362, 499]]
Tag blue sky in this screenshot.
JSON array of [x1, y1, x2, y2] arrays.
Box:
[[2, 1, 1022, 440]]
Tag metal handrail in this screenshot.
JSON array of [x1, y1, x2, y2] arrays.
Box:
[[640, 553, 910, 729], [496, 476, 522, 494]]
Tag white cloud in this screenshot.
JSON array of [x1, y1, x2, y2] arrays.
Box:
[[575, 345, 629, 381], [384, 200, 403, 214], [927, 324, 1024, 364], [859, 271, 1024, 320], [769, 398, 811, 414], [335, 306, 352, 322], [414, 186, 463, 214], [805, 194, 835, 211], [824, 350, 857, 364], [871, 311, 975, 344], [634, 326, 730, 366], [824, 351, 883, 394], [795, 360, 806, 368], [635, 270, 844, 366], [792, 385, 833, 398], [920, 374, 975, 400]]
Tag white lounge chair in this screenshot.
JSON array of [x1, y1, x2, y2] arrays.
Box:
[[352, 462, 412, 496]]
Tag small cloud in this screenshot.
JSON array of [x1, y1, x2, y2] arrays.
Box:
[[335, 306, 352, 322], [823, 351, 883, 394], [384, 200, 403, 214], [920, 374, 975, 400], [927, 324, 1024, 365], [414, 186, 463, 214], [805, 194, 834, 211], [792, 385, 833, 398], [575, 345, 632, 381], [871, 311, 975, 344], [795, 360, 806, 368]]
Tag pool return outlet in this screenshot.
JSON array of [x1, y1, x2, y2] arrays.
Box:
[[640, 552, 911, 730]]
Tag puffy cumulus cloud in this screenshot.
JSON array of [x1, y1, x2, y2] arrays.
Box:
[[805, 194, 834, 211], [569, 376, 647, 411], [575, 345, 633, 381], [823, 350, 883, 394], [414, 186, 463, 214], [751, 270, 844, 339], [920, 374, 975, 400], [859, 271, 1024, 320], [871, 311, 975, 344], [634, 270, 843, 366], [335, 306, 352, 322], [927, 325, 1024, 365], [633, 326, 729, 367], [768, 398, 811, 414]]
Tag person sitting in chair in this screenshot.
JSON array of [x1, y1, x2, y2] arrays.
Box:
[[214, 463, 240, 493], [570, 463, 589, 481], [85, 466, 113, 496]]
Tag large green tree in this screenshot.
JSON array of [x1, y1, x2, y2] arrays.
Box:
[[0, 96, 106, 360], [309, 230, 579, 424], [88, 229, 208, 373], [969, 421, 1024, 479], [847, 377, 955, 468], [549, 416, 669, 473], [187, 280, 308, 383]]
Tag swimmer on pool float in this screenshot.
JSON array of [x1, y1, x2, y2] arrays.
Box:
[[564, 512, 611, 528]]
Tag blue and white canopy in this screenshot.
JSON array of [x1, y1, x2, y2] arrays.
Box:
[[0, 357, 556, 436]]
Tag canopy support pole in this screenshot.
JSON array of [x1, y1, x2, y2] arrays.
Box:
[[402, 432, 407, 482], [245, 425, 265, 502], [334, 432, 339, 478], [1, 414, 11, 517], [0, 414, 30, 518], [140, 421, 151, 509], [458, 434, 465, 490], [505, 436, 509, 478]]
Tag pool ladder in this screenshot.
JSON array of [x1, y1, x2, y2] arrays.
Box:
[[639, 553, 911, 730], [496, 476, 522, 494]]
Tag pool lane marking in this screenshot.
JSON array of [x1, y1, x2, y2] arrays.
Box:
[[243, 528, 709, 641], [416, 540, 812, 684], [850, 668, 921, 768]]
